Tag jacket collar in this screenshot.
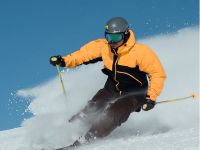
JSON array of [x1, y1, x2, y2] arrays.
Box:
[[104, 30, 136, 55], [116, 30, 136, 55]]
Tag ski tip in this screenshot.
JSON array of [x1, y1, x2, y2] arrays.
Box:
[[191, 93, 197, 100]]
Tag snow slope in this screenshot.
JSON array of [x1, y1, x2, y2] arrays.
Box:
[[0, 26, 199, 150]]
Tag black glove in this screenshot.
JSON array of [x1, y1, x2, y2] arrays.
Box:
[[142, 96, 156, 111], [50, 55, 66, 67]]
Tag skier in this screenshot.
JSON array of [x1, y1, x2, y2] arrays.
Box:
[[50, 17, 166, 149]]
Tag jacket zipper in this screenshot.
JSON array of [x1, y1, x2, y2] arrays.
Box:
[[112, 49, 120, 92], [116, 71, 143, 86]]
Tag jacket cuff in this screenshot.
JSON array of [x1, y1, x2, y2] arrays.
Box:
[[146, 94, 157, 101]]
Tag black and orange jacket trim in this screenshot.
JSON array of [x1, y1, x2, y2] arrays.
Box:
[[63, 30, 166, 101]]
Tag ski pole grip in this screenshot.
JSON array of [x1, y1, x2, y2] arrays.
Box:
[[51, 57, 57, 62], [143, 104, 147, 109]]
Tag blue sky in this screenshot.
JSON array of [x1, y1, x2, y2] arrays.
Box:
[[0, 0, 198, 130]]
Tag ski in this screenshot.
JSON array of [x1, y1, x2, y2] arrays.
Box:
[[40, 145, 75, 150], [54, 145, 76, 150], [54, 147, 71, 150]]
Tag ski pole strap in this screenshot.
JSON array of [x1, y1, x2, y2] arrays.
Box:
[[156, 93, 197, 105], [56, 65, 67, 96]]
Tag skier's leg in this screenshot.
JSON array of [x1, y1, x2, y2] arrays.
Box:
[[68, 93, 146, 148], [69, 88, 118, 122], [85, 95, 144, 139]]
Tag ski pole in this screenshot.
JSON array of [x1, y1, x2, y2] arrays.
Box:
[[156, 93, 197, 105], [143, 93, 197, 110], [56, 64, 67, 97]]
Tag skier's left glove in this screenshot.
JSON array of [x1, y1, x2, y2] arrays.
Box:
[[50, 55, 66, 67], [142, 96, 156, 111]]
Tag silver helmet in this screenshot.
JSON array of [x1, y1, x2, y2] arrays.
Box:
[[105, 17, 129, 34]]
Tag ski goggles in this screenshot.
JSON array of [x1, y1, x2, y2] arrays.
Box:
[[105, 33, 123, 43]]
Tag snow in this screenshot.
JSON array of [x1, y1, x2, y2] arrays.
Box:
[[0, 26, 199, 150]]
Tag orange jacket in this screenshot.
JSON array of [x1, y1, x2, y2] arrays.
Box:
[[63, 30, 166, 101]]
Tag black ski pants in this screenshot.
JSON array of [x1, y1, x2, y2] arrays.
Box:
[[80, 87, 147, 140]]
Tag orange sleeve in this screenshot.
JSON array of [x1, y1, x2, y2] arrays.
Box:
[[137, 45, 166, 101], [63, 40, 102, 68]]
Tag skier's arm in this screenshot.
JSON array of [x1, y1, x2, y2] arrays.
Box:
[[137, 45, 166, 101], [63, 40, 103, 68]]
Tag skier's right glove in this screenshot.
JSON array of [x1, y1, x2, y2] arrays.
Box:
[[50, 55, 66, 67]]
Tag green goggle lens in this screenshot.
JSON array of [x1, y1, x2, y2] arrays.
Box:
[[105, 33, 123, 43]]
